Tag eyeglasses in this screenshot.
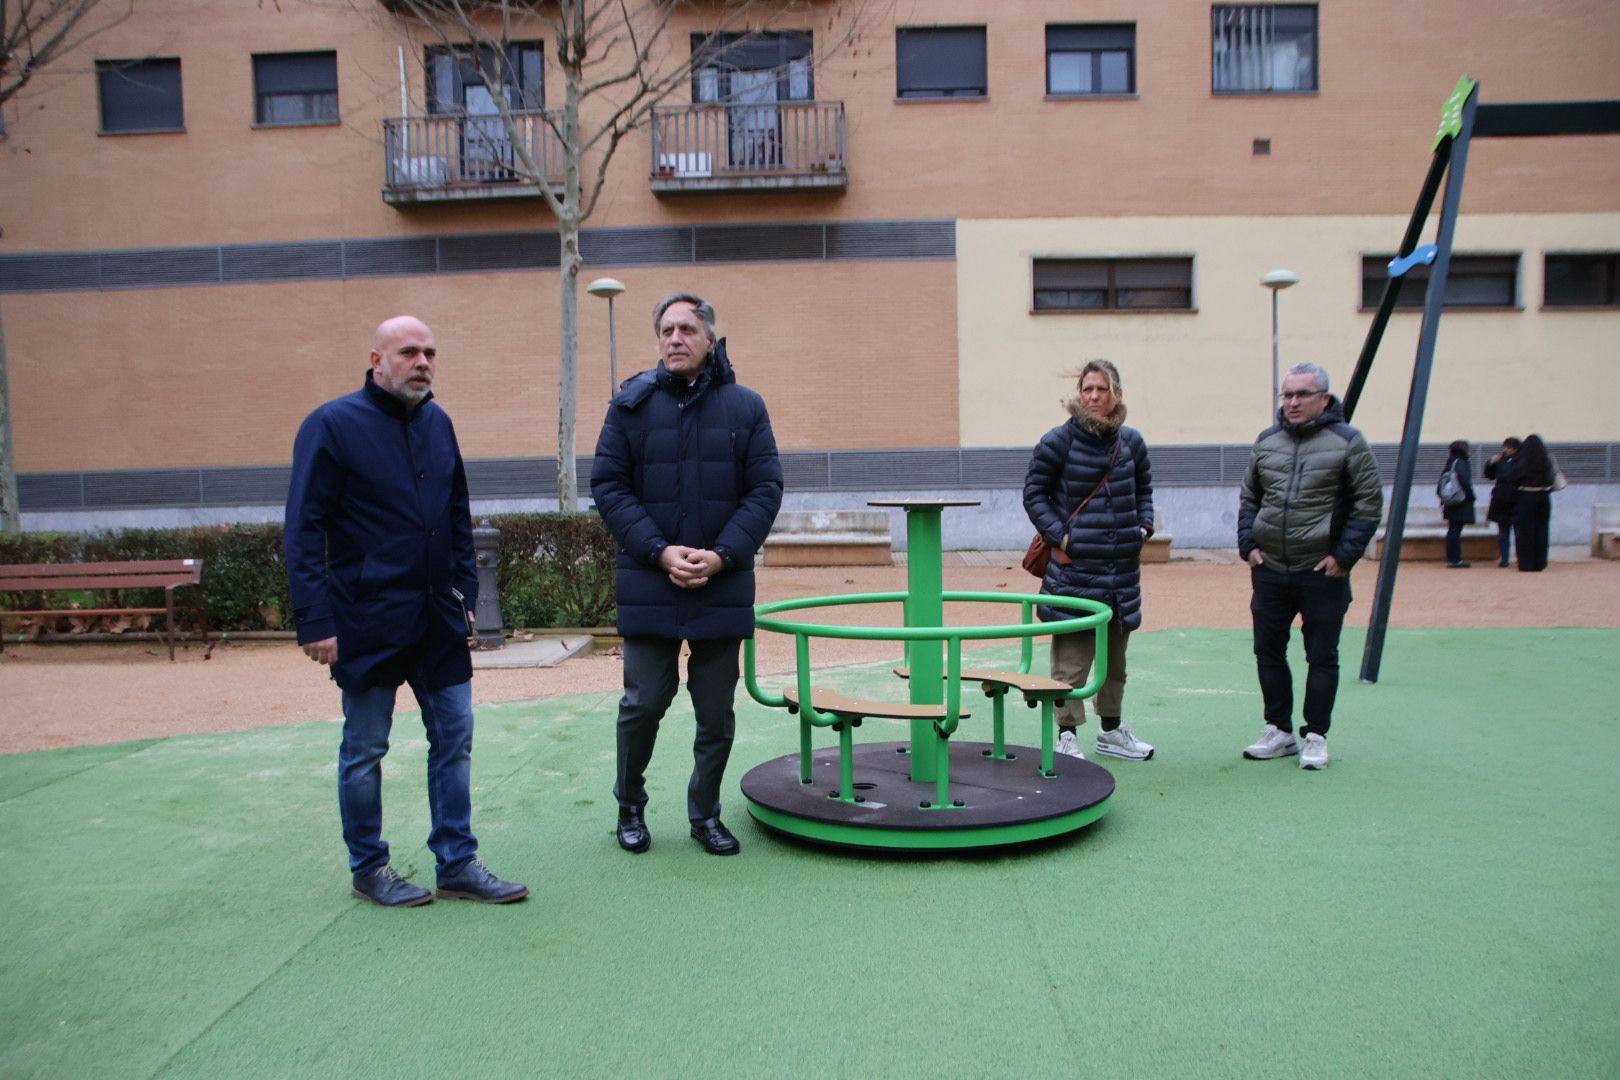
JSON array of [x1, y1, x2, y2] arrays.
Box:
[[1279, 390, 1325, 401]]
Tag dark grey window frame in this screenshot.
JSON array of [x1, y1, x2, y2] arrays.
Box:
[[1033, 257, 1195, 312], [252, 50, 339, 127], [1544, 252, 1620, 308], [1360, 253, 1521, 310], [1045, 24, 1135, 97], [895, 26, 988, 99], [96, 57, 184, 134], [425, 40, 545, 114], [1211, 4, 1318, 95]]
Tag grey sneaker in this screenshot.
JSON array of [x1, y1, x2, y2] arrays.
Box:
[[1242, 724, 1299, 760], [1300, 733, 1330, 770], [1056, 729, 1086, 759], [352, 864, 433, 907], [1095, 724, 1154, 761], [436, 858, 529, 904]]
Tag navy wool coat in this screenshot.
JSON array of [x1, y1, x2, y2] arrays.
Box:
[[1023, 420, 1154, 630], [284, 372, 478, 693], [590, 339, 783, 640]]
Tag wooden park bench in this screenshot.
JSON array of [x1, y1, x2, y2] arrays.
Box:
[[763, 510, 893, 567], [1367, 506, 1495, 562], [0, 559, 206, 661], [1593, 505, 1620, 559]]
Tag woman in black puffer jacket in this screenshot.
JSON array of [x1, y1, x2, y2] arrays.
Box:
[[1023, 359, 1156, 764]]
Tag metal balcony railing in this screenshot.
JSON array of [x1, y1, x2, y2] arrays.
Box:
[[649, 100, 847, 193], [381, 110, 564, 205]]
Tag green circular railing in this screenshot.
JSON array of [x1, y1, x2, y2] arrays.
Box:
[[745, 591, 1111, 735]]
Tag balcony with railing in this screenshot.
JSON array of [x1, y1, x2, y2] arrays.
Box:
[[382, 110, 564, 206], [649, 100, 846, 194]]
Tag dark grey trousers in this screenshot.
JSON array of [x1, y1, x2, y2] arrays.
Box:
[[613, 636, 741, 822]]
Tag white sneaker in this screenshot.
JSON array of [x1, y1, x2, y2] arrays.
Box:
[[1056, 730, 1085, 759], [1242, 724, 1299, 760], [1300, 733, 1330, 770], [1095, 724, 1154, 761]]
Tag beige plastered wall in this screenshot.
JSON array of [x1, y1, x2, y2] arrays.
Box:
[[958, 213, 1620, 449], [1, 258, 958, 472]]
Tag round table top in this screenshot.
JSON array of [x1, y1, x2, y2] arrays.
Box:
[[867, 499, 981, 510]]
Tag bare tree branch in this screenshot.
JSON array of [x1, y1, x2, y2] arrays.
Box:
[[1, 0, 136, 107]]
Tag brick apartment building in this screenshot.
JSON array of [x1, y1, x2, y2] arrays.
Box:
[[2, 0, 1617, 545]]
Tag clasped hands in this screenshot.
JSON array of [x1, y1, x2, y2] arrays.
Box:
[[660, 545, 724, 589]]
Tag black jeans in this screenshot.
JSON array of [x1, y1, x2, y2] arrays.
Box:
[[1445, 520, 1465, 565], [613, 636, 741, 822], [1250, 563, 1352, 737], [1495, 518, 1514, 565]]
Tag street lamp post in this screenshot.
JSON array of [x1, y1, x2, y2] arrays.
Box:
[[1260, 268, 1300, 419], [586, 277, 627, 395]]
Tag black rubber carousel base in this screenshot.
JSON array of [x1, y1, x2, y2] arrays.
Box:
[[740, 740, 1115, 852]]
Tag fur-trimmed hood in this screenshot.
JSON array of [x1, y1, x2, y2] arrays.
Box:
[[1064, 394, 1128, 437]]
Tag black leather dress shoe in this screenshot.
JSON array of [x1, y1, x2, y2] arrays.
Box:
[[617, 806, 650, 853], [689, 817, 740, 856]]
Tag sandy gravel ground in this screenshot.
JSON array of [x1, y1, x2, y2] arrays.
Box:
[[2, 552, 1615, 755]]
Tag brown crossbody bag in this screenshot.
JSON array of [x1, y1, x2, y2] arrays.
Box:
[[1021, 439, 1120, 578]]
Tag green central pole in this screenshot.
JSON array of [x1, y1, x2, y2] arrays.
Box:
[[901, 505, 944, 781], [869, 499, 977, 785]]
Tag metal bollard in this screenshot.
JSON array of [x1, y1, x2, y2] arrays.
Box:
[[471, 519, 505, 651]]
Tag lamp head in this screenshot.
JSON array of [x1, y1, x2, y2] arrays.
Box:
[[1260, 269, 1300, 291], [587, 277, 627, 299]]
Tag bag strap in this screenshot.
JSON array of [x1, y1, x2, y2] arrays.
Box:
[[1060, 437, 1122, 529]]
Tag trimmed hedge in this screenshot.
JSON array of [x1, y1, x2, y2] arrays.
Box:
[[0, 514, 617, 633]]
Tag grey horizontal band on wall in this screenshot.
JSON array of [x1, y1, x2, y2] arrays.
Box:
[[0, 219, 956, 294], [18, 442, 1618, 512]]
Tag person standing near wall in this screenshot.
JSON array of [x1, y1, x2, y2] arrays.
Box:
[[1483, 437, 1521, 567], [1438, 439, 1476, 568], [1513, 434, 1557, 572], [1023, 359, 1157, 762]]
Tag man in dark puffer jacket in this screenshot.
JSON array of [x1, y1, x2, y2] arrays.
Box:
[[591, 294, 782, 856], [1236, 362, 1382, 771], [1024, 359, 1156, 763]]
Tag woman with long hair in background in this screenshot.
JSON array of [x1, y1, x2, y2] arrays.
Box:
[[1513, 434, 1556, 572]]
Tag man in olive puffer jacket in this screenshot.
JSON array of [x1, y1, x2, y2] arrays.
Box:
[[1236, 363, 1382, 771]]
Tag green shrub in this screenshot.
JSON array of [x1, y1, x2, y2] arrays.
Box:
[[0, 514, 617, 632], [484, 512, 617, 628]]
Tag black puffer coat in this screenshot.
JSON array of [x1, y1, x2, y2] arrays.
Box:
[[1439, 454, 1476, 525], [590, 339, 783, 640], [1023, 412, 1154, 630], [1483, 453, 1520, 524]]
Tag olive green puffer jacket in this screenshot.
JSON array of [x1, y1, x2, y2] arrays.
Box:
[[1237, 397, 1383, 573]]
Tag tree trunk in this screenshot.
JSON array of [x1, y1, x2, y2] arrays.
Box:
[[0, 307, 20, 534], [557, 219, 581, 512]]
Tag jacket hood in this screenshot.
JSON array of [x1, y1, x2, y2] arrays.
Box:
[[615, 337, 736, 410], [1064, 395, 1128, 437], [1278, 393, 1346, 435]]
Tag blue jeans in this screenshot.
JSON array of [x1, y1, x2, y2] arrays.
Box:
[[338, 679, 477, 875]]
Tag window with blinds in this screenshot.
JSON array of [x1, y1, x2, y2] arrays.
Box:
[[253, 52, 339, 126], [1544, 253, 1620, 307], [1033, 258, 1194, 311], [1360, 254, 1519, 309], [96, 59, 184, 134], [896, 27, 987, 98], [1212, 5, 1318, 93]]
